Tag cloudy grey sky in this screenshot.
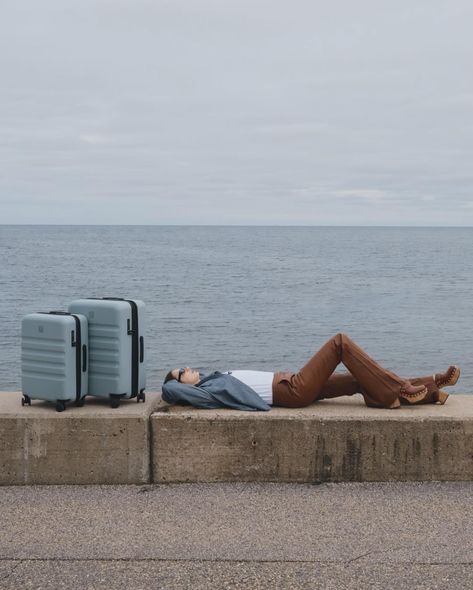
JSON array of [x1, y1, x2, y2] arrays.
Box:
[[1, 0, 472, 225]]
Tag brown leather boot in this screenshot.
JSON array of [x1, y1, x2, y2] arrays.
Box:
[[408, 381, 449, 405], [435, 366, 460, 388], [398, 381, 428, 404], [407, 373, 454, 404]]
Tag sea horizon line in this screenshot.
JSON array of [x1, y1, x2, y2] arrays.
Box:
[[1, 224, 473, 229]]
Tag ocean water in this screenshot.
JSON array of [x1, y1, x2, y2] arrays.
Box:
[[0, 225, 471, 394]]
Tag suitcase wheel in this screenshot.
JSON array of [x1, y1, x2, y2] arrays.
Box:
[[21, 395, 31, 407], [75, 398, 85, 407], [55, 401, 66, 413], [137, 391, 146, 403], [110, 398, 120, 409]]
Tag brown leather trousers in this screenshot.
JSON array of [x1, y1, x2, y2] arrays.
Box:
[[272, 333, 428, 409]]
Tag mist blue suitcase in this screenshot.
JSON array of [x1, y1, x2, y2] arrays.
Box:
[[68, 298, 146, 407], [21, 311, 88, 412]]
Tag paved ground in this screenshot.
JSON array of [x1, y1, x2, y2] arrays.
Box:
[[1, 482, 472, 589]]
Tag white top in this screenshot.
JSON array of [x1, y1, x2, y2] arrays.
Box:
[[229, 370, 274, 405]]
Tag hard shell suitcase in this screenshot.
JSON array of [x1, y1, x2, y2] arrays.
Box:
[[21, 311, 88, 412], [68, 298, 146, 407]]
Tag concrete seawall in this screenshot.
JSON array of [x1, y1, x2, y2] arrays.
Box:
[[0, 391, 163, 485], [1, 392, 473, 484]]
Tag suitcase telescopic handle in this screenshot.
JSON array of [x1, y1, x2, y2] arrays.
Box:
[[140, 336, 144, 363], [102, 297, 124, 300]]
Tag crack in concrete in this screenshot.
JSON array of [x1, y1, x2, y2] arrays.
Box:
[[346, 545, 406, 565], [0, 560, 21, 582]]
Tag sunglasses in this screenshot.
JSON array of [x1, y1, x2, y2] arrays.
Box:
[[177, 368, 185, 382]]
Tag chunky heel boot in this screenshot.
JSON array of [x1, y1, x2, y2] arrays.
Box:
[[435, 366, 460, 388], [399, 381, 428, 404]]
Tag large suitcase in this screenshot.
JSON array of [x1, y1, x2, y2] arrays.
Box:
[[68, 298, 146, 407], [21, 311, 88, 412]]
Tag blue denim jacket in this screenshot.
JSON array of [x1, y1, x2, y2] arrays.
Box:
[[161, 371, 271, 411]]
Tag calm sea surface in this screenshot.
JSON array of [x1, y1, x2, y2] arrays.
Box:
[[0, 225, 471, 394]]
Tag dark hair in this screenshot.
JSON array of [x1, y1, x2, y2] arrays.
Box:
[[163, 370, 176, 384]]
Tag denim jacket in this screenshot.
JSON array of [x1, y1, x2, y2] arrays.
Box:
[[161, 371, 271, 411]]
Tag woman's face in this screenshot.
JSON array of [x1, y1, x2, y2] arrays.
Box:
[[172, 367, 200, 385]]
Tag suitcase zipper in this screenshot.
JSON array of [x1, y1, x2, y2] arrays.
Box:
[[70, 314, 82, 402], [124, 300, 139, 397]]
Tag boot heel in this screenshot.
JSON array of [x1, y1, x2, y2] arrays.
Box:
[[437, 390, 449, 405]]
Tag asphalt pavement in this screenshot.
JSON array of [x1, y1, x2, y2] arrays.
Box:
[[1, 482, 472, 589]]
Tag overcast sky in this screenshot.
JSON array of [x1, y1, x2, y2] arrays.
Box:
[[0, 0, 472, 225]]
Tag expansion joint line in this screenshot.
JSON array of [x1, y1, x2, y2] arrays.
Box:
[[1, 557, 473, 566]]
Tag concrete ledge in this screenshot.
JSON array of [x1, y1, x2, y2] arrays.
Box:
[[0, 391, 162, 485], [152, 395, 473, 483], [2, 392, 473, 484]]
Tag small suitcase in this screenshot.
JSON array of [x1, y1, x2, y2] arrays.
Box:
[[21, 311, 88, 412], [68, 298, 146, 407]]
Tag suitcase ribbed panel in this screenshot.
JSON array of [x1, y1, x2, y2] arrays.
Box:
[[22, 340, 66, 375], [88, 323, 121, 385]]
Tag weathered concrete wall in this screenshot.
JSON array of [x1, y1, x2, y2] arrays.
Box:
[[0, 391, 162, 485], [2, 392, 473, 484], [152, 396, 473, 483]]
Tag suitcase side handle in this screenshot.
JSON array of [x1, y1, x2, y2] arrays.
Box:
[[140, 336, 144, 363], [82, 345, 87, 372]]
